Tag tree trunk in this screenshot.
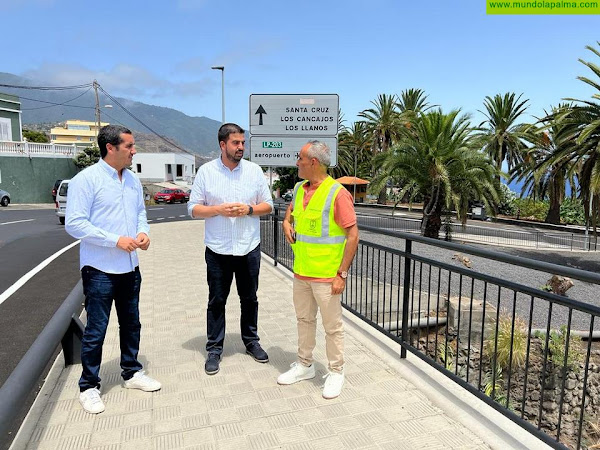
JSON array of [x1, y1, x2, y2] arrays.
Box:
[[421, 199, 443, 239], [545, 170, 563, 225], [377, 187, 387, 205]]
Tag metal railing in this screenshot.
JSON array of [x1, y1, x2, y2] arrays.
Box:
[[0, 282, 84, 448], [0, 141, 80, 158], [355, 213, 599, 251], [261, 210, 600, 449]]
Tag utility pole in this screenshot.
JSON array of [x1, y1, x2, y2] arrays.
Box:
[[211, 66, 225, 123], [93, 80, 101, 140]]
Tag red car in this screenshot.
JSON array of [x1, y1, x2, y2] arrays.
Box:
[[153, 189, 189, 204]]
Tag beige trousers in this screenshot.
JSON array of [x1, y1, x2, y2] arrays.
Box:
[[292, 278, 344, 373]]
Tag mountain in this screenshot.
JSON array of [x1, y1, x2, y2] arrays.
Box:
[[0, 72, 221, 156]]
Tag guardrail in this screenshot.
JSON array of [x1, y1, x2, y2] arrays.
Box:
[[0, 282, 84, 448], [355, 213, 599, 251], [0, 141, 80, 158], [261, 209, 600, 449]]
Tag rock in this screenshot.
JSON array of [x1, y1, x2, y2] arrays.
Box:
[[452, 253, 472, 268], [543, 401, 558, 411], [565, 379, 578, 390], [530, 391, 540, 401], [546, 275, 574, 296]]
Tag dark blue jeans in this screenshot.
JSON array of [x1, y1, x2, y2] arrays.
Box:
[[205, 245, 261, 355], [79, 266, 143, 391]]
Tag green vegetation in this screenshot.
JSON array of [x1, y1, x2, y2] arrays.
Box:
[[484, 314, 528, 371], [73, 146, 100, 169], [23, 129, 49, 143], [329, 41, 600, 236]]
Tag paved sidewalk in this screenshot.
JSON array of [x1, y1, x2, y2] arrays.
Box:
[[13, 221, 545, 450]]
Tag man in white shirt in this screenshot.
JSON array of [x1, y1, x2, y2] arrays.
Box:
[[188, 123, 274, 375], [66, 125, 161, 414]]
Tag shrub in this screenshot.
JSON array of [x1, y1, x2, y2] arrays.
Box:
[[560, 198, 585, 225], [513, 198, 549, 221], [548, 326, 584, 370], [497, 184, 517, 215], [484, 314, 528, 370]]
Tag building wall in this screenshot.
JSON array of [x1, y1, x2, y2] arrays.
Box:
[[0, 92, 22, 141], [131, 153, 195, 182], [0, 156, 79, 203]]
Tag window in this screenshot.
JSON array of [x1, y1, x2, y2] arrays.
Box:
[[0, 117, 12, 141], [76, 136, 82, 141], [137, 164, 142, 173], [167, 165, 172, 174], [176, 164, 183, 177], [67, 124, 90, 130], [90, 137, 94, 141]]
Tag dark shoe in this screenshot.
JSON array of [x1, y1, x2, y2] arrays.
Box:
[[246, 342, 269, 363], [205, 353, 221, 375]]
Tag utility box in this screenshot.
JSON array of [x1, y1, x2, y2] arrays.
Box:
[[471, 205, 487, 220]]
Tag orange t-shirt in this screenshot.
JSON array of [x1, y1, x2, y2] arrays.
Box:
[[292, 181, 357, 282]]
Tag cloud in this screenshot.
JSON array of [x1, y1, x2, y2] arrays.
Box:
[[21, 62, 212, 101], [175, 57, 207, 75]]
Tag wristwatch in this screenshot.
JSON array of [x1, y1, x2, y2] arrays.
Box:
[[247, 205, 254, 216], [337, 270, 348, 280]]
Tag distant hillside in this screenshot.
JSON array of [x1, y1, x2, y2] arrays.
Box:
[[0, 72, 221, 157]]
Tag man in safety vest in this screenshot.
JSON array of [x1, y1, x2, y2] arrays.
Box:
[[278, 140, 359, 399]]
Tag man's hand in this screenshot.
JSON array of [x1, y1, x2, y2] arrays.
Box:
[[282, 220, 296, 244], [332, 276, 346, 295], [223, 202, 250, 217], [136, 233, 150, 250], [117, 236, 140, 253]]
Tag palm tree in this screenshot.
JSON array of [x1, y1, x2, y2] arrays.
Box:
[[511, 104, 579, 224], [359, 94, 402, 203], [478, 93, 530, 177], [565, 42, 600, 232], [332, 121, 372, 181], [371, 109, 500, 238]]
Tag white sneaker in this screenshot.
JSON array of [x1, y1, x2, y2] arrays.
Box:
[[123, 371, 162, 392], [322, 371, 344, 399], [79, 388, 105, 414], [277, 362, 315, 385]]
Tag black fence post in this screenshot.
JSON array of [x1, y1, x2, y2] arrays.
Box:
[[61, 315, 85, 366], [401, 239, 412, 358], [273, 206, 279, 267]]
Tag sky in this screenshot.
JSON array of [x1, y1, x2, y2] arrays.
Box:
[[2, 0, 600, 130]]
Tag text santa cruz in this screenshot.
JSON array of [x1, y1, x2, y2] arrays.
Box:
[[281, 107, 335, 131]]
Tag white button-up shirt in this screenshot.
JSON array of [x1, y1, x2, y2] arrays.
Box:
[[188, 157, 273, 256], [65, 159, 149, 273]]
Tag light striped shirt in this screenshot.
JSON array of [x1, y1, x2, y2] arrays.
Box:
[[188, 157, 273, 256], [65, 158, 149, 273]]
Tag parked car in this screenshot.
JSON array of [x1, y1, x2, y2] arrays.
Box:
[[55, 179, 70, 224], [0, 189, 10, 207], [51, 179, 62, 202], [153, 189, 189, 204], [282, 191, 293, 202]]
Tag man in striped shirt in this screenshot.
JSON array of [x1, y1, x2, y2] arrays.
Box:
[[188, 123, 274, 375]]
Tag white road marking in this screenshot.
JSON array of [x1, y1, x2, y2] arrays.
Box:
[[0, 218, 36, 226], [148, 207, 164, 210], [0, 240, 80, 306], [168, 216, 176, 219], [179, 215, 187, 218], [156, 217, 165, 220]]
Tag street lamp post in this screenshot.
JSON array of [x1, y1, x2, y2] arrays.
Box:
[[211, 66, 225, 123]]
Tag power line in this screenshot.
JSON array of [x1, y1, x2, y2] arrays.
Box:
[[21, 87, 94, 111], [98, 85, 189, 153], [0, 82, 93, 90]]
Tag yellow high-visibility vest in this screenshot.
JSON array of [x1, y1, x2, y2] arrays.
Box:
[[291, 176, 346, 278]]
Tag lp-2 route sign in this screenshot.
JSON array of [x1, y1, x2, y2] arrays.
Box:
[[249, 136, 338, 167], [249, 94, 339, 167]]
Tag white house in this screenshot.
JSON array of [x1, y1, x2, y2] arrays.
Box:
[[131, 152, 195, 185]]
